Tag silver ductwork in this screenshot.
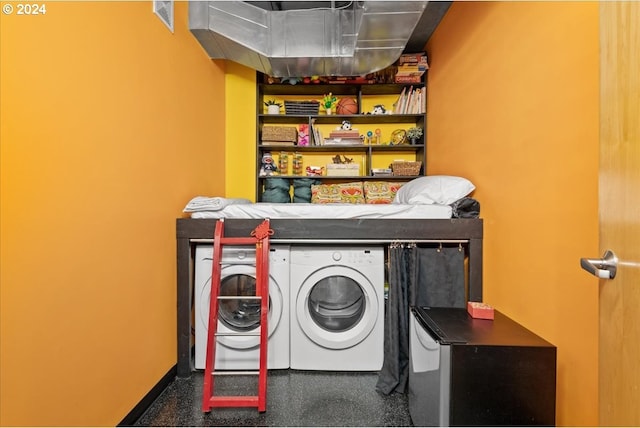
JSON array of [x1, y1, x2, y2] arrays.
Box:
[[189, 1, 431, 77]]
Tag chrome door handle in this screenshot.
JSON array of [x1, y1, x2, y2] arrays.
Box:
[[580, 250, 618, 279]]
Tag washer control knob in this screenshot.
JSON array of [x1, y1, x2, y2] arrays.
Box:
[[332, 251, 342, 261]]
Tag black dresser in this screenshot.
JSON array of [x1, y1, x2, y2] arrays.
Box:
[[409, 306, 557, 426]]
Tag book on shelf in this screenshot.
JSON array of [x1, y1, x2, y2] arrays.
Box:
[[394, 75, 423, 84], [399, 52, 429, 65], [393, 87, 406, 114], [393, 86, 425, 114], [310, 119, 323, 146], [323, 138, 364, 145], [395, 52, 429, 82], [396, 64, 427, 75]]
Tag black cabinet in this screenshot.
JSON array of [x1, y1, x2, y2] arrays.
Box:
[[409, 306, 557, 426]]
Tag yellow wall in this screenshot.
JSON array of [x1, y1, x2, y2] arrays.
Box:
[[0, 2, 225, 425], [427, 2, 599, 426], [225, 64, 257, 200]]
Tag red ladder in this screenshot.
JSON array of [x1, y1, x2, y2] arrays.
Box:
[[202, 218, 273, 413]]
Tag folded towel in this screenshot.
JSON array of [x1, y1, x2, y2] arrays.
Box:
[[183, 196, 252, 212]]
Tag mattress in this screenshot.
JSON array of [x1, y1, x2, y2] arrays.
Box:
[[189, 202, 452, 220]]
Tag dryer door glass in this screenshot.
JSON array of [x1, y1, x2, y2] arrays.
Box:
[[308, 275, 365, 332], [219, 274, 270, 331]]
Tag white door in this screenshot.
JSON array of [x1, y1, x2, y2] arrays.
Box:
[[597, 3, 640, 425]]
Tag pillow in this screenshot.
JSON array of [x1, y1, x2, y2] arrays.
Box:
[[363, 181, 404, 204], [311, 182, 365, 204], [393, 175, 475, 205]]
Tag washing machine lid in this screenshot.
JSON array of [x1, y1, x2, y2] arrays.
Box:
[[295, 265, 380, 350]]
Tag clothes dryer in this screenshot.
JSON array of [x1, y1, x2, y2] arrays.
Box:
[[194, 244, 290, 370], [289, 246, 385, 371]]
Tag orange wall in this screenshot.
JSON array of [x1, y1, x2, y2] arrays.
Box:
[[427, 2, 599, 426], [0, 2, 225, 425]]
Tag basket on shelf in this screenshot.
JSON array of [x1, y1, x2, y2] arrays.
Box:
[[391, 161, 422, 176], [284, 101, 320, 115], [262, 126, 298, 143]]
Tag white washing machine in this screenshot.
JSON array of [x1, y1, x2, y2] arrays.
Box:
[[194, 244, 290, 370], [289, 246, 385, 371]]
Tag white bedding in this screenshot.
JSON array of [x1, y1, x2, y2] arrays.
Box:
[[189, 202, 452, 219]]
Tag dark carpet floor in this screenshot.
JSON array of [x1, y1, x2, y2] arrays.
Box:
[[133, 369, 413, 427]]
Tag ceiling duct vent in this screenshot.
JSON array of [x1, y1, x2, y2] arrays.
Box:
[[154, 0, 174, 33], [189, 1, 430, 77]]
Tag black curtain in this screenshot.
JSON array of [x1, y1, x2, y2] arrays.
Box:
[[415, 246, 466, 308], [375, 243, 417, 395], [376, 244, 466, 395]]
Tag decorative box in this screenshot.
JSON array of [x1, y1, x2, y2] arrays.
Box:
[[326, 164, 360, 177], [467, 301, 495, 320], [284, 101, 320, 115]]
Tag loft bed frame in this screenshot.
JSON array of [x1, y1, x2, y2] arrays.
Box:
[[175, 217, 483, 377]]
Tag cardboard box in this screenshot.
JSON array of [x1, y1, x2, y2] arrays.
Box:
[[467, 301, 495, 320], [326, 164, 360, 177]]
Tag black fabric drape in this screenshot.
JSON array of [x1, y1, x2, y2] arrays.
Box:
[[376, 244, 467, 395], [415, 246, 466, 308], [375, 244, 417, 395]]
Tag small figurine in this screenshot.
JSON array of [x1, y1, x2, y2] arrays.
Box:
[[331, 154, 354, 164], [260, 152, 278, 176], [366, 130, 373, 145], [340, 120, 352, 130]]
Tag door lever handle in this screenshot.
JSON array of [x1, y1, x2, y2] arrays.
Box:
[[580, 250, 618, 279]]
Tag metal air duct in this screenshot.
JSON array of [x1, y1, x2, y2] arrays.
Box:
[[189, 1, 432, 77]]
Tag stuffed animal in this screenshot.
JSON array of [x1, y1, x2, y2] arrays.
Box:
[[371, 104, 386, 115], [260, 153, 278, 176]]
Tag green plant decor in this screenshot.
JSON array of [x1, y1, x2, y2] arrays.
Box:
[[264, 99, 283, 107], [407, 126, 423, 140]]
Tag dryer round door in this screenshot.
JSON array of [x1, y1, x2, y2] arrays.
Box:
[[198, 264, 283, 350], [294, 265, 380, 350]]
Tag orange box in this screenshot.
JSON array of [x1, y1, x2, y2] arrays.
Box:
[[467, 301, 495, 320]]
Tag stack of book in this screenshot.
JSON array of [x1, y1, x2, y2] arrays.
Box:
[[394, 52, 429, 84], [324, 129, 363, 145], [393, 86, 426, 114]]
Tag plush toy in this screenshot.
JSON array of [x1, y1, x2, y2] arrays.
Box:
[[260, 152, 278, 176], [371, 104, 386, 115]]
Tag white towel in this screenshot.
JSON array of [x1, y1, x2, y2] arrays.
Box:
[[183, 196, 252, 212]]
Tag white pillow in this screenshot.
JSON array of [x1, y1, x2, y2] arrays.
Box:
[[393, 175, 475, 205]]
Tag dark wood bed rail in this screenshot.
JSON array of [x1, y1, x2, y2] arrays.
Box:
[[176, 218, 484, 377]]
